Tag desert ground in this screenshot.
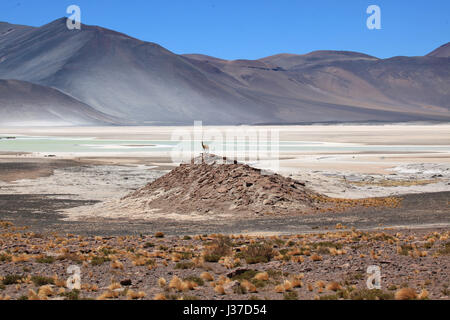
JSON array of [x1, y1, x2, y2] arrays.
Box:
[[0, 124, 448, 300], [0, 221, 448, 300]]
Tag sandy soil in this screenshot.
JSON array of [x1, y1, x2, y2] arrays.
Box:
[[0, 159, 81, 182], [1, 188, 449, 237]]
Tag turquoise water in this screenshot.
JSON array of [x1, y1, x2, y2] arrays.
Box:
[[0, 136, 449, 153]]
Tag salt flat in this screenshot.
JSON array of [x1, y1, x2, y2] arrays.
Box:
[[1, 124, 449, 176], [0, 123, 449, 234], [1, 124, 450, 144], [0, 124, 449, 201]]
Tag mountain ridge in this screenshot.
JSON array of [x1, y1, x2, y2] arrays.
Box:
[[427, 42, 450, 58], [0, 18, 449, 126]]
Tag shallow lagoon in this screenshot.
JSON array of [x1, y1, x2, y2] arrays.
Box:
[[0, 135, 449, 154]]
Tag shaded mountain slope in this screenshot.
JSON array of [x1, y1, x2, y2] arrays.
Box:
[[0, 18, 449, 125], [0, 79, 118, 126], [427, 42, 450, 58]]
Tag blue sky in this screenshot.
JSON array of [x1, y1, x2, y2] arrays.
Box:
[[1, 0, 449, 60]]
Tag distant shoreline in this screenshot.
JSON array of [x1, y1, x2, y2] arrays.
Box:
[[1, 120, 450, 128]]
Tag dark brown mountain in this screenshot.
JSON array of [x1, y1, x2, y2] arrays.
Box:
[[427, 42, 450, 58], [0, 18, 449, 125]]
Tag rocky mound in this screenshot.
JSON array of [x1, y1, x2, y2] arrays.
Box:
[[122, 161, 326, 216], [63, 156, 402, 221]]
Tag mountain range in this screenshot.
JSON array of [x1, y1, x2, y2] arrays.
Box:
[[0, 17, 449, 126]]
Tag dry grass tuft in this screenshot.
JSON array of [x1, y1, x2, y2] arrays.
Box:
[[53, 276, 66, 288], [158, 277, 167, 288], [38, 285, 54, 298], [253, 272, 269, 281], [203, 236, 232, 262], [310, 253, 323, 261], [214, 285, 225, 295], [326, 281, 342, 292], [126, 289, 146, 300], [316, 280, 326, 289], [111, 260, 124, 270], [185, 281, 198, 290], [169, 276, 182, 290], [418, 289, 429, 300], [200, 272, 214, 282], [241, 280, 257, 293], [108, 282, 122, 291], [291, 278, 303, 288], [274, 284, 286, 293], [216, 275, 230, 286], [27, 289, 40, 300], [395, 288, 417, 300], [283, 280, 293, 291], [97, 290, 119, 300], [179, 281, 190, 292]]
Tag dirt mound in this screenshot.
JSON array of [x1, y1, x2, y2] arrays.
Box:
[[62, 155, 402, 221], [122, 160, 327, 216]]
